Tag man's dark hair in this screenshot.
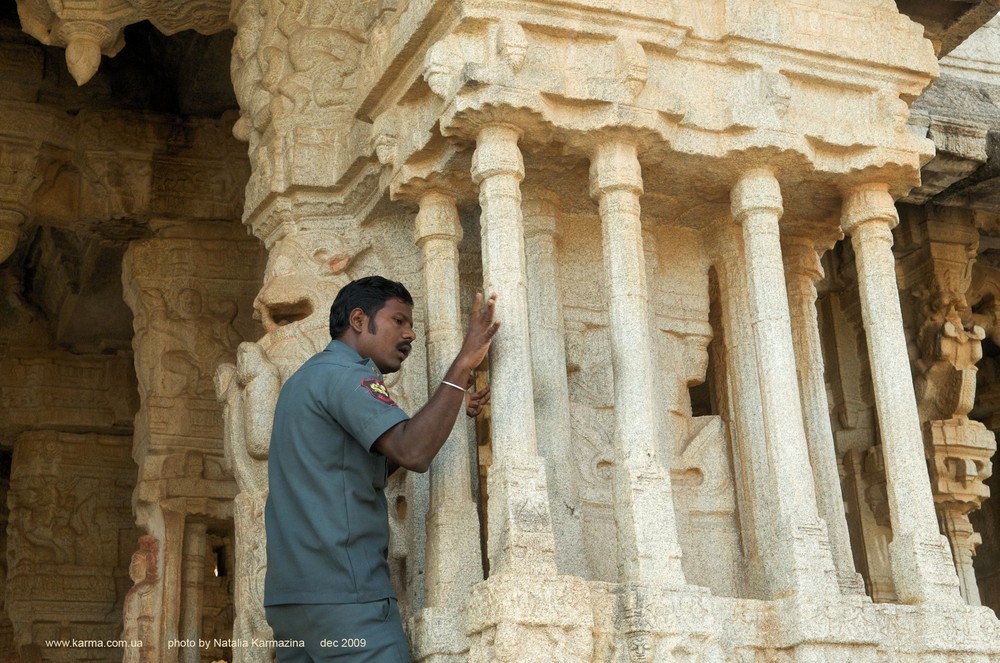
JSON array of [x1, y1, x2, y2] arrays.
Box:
[[329, 276, 414, 339]]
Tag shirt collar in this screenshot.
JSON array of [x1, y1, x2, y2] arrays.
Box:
[[324, 339, 383, 375]]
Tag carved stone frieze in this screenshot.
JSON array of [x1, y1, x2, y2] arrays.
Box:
[[7, 430, 138, 660], [0, 348, 136, 435]]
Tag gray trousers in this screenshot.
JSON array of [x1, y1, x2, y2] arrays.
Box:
[[265, 598, 410, 662]]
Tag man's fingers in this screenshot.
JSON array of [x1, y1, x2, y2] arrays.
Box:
[[470, 291, 484, 322]]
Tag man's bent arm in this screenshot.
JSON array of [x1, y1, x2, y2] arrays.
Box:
[[375, 293, 498, 472]]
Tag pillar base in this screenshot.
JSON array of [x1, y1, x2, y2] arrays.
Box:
[[775, 594, 880, 650], [836, 570, 868, 597], [614, 582, 722, 663], [769, 518, 840, 599], [755, 516, 839, 601], [465, 574, 593, 663], [485, 456, 558, 577], [614, 464, 686, 588], [409, 606, 471, 663], [424, 498, 482, 608], [889, 531, 962, 605]]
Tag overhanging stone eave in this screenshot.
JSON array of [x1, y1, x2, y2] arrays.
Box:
[[241, 165, 387, 245]]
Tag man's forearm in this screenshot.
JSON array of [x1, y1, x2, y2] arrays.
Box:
[[375, 356, 475, 472]]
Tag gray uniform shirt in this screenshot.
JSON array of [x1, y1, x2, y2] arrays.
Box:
[[264, 340, 410, 605]]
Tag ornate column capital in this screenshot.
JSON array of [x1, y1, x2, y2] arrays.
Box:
[[470, 124, 524, 185], [522, 186, 560, 239], [782, 235, 825, 283], [414, 191, 463, 247], [841, 183, 898, 235], [588, 141, 642, 199], [730, 168, 782, 225]]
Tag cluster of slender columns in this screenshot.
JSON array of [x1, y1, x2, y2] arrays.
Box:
[[840, 184, 962, 605], [783, 236, 866, 595], [589, 141, 686, 587], [730, 169, 840, 598], [523, 188, 587, 577], [470, 124, 559, 577], [410, 132, 961, 610], [414, 191, 484, 608]]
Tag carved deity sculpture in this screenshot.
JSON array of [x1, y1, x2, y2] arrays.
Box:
[[123, 536, 159, 663], [216, 226, 367, 663]]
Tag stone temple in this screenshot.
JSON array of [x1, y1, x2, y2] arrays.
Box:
[[3, 0, 1000, 661]]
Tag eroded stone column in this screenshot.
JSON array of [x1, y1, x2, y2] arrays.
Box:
[[470, 124, 557, 577], [589, 140, 685, 587], [840, 183, 962, 605], [783, 236, 866, 595], [711, 229, 779, 599], [179, 521, 207, 663], [412, 191, 483, 658], [523, 188, 586, 578], [730, 168, 837, 598], [466, 125, 592, 663]]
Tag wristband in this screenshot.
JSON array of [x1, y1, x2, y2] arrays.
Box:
[[441, 380, 469, 393]]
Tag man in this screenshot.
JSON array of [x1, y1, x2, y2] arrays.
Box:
[[263, 275, 498, 662]]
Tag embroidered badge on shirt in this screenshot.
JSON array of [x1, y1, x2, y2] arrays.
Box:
[[362, 377, 396, 406]]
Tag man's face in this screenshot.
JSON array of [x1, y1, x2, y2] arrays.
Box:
[[357, 298, 415, 374]]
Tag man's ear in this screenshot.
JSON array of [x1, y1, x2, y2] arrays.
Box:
[[349, 307, 368, 334]]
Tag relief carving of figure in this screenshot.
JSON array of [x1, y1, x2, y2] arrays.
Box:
[[122, 536, 159, 663], [9, 478, 97, 566], [145, 287, 242, 398]]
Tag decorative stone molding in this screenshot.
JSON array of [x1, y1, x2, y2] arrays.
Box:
[[16, 0, 231, 85]]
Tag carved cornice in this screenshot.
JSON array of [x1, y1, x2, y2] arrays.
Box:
[[16, 0, 233, 85]]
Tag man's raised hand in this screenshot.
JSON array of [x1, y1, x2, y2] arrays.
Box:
[[457, 292, 500, 371]]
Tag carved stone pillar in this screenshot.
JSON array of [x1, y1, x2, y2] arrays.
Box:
[[710, 226, 779, 598], [783, 235, 866, 595], [465, 124, 591, 663], [730, 168, 838, 598], [840, 183, 961, 605], [469, 124, 557, 576], [122, 231, 263, 661], [588, 140, 685, 588], [216, 224, 364, 663], [415, 190, 483, 605], [179, 521, 207, 663], [7, 431, 139, 661], [923, 318, 996, 605], [409, 190, 483, 662], [523, 188, 586, 578]]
